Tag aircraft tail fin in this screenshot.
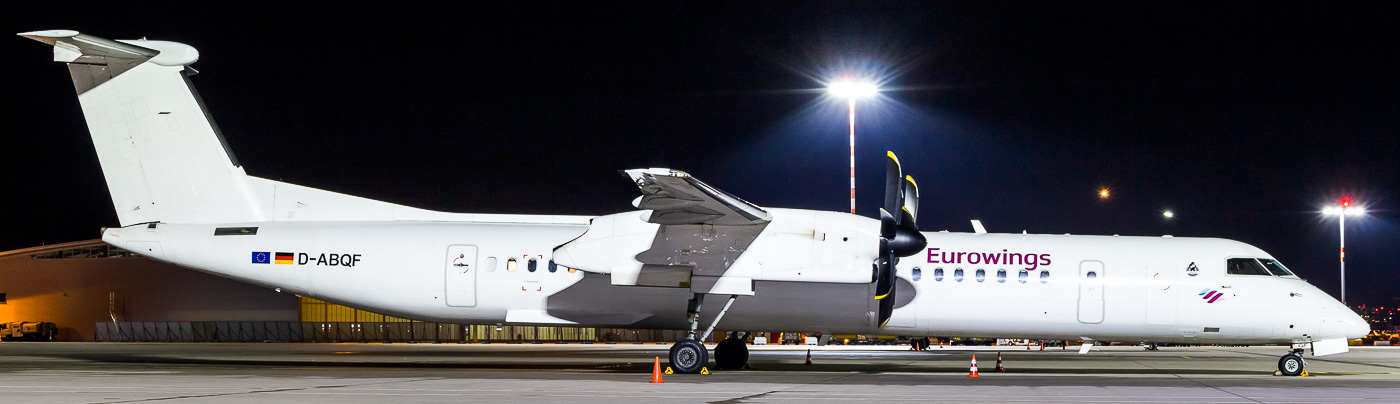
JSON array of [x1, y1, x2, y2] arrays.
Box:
[[21, 30, 266, 226]]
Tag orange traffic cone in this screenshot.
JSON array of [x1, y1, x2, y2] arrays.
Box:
[[650, 356, 665, 383], [994, 352, 1006, 372], [968, 354, 981, 377], [804, 349, 814, 366]]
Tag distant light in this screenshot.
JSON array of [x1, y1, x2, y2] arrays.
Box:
[[1341, 197, 1352, 208], [1098, 188, 1110, 199], [827, 79, 879, 99], [1163, 210, 1174, 218], [1350, 207, 1366, 216], [1322, 206, 1339, 215]]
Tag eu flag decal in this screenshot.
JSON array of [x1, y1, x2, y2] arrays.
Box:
[[251, 252, 270, 264]]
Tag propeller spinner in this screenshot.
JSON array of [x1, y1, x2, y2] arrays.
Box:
[[875, 151, 927, 327]]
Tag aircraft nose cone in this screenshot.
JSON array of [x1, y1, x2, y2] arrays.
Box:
[[1347, 313, 1372, 339]]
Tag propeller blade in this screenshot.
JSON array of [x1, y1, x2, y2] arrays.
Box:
[[874, 247, 894, 300], [898, 207, 917, 234], [902, 175, 918, 224], [880, 208, 897, 240], [877, 285, 896, 327], [884, 151, 903, 221], [876, 248, 897, 326]]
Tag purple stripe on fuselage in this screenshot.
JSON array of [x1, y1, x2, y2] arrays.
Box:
[[1208, 293, 1223, 303]]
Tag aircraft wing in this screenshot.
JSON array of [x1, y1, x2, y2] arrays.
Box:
[[552, 169, 773, 295], [623, 168, 771, 225]]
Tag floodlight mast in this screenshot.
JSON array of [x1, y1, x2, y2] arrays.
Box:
[[1323, 198, 1365, 305], [848, 96, 856, 214], [828, 79, 878, 214]]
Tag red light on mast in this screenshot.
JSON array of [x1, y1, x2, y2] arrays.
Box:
[[1341, 197, 1352, 208]]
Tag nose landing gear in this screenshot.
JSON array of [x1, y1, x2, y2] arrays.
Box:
[[1278, 349, 1307, 376]]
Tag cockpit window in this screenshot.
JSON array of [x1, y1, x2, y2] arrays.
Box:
[[1226, 258, 1271, 276], [1259, 259, 1296, 277]]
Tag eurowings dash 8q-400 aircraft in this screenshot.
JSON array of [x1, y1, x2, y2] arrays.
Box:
[[21, 30, 1368, 376]]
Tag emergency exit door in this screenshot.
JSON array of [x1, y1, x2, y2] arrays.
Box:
[[1078, 260, 1105, 324], [444, 245, 478, 307]]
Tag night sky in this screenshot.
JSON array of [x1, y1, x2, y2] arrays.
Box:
[[4, 3, 1397, 308]]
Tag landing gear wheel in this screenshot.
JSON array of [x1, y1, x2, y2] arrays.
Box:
[[918, 337, 931, 351], [1278, 353, 1304, 376], [715, 338, 749, 369], [669, 339, 709, 374]]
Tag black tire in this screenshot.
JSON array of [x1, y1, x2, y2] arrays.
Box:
[[669, 339, 709, 374], [919, 338, 931, 350], [1278, 353, 1304, 376], [715, 338, 749, 369]]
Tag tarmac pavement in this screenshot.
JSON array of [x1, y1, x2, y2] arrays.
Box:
[[0, 342, 1395, 403]]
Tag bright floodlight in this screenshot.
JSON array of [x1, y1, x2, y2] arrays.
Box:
[[1098, 188, 1110, 199], [1163, 210, 1174, 218], [828, 80, 879, 99], [1322, 205, 1365, 216]]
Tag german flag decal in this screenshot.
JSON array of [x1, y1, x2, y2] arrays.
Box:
[[274, 252, 294, 265]]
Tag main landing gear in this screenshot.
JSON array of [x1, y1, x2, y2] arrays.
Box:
[[669, 293, 742, 374], [714, 332, 750, 369], [1278, 348, 1307, 376]]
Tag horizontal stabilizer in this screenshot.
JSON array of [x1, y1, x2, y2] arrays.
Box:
[[19, 30, 199, 94]]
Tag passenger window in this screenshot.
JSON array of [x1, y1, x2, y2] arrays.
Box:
[[485, 257, 497, 272], [912, 267, 922, 281], [954, 268, 965, 282], [506, 258, 518, 272], [548, 260, 558, 273], [975, 269, 986, 283], [1040, 271, 1050, 284], [1018, 270, 1028, 284], [933, 268, 944, 281], [1227, 258, 1272, 276], [997, 269, 1007, 283], [528, 258, 538, 272], [1086, 271, 1097, 279]]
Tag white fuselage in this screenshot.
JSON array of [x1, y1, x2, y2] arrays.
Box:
[[101, 207, 1368, 345]]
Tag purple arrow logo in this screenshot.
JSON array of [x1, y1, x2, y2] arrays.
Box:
[[1198, 288, 1225, 303]]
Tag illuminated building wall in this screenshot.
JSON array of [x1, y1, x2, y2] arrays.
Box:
[[0, 240, 297, 341]]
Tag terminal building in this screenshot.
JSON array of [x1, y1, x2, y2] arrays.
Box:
[[0, 240, 679, 343]]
